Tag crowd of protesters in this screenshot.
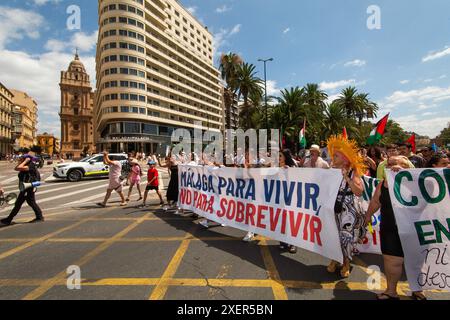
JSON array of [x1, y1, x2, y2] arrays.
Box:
[[1, 139, 448, 300], [155, 139, 448, 300]]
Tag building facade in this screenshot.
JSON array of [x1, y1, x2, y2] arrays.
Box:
[[37, 133, 57, 155], [10, 89, 38, 150], [60, 53, 96, 160], [0, 82, 13, 156], [95, 0, 223, 155]]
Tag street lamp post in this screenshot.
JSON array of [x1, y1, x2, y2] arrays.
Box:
[[258, 58, 273, 130]]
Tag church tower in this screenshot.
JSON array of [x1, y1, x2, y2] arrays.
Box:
[[59, 52, 95, 159]]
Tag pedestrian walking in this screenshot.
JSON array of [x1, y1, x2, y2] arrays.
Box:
[[326, 135, 367, 278], [365, 156, 426, 300], [141, 160, 164, 207], [97, 151, 126, 207], [1, 151, 44, 225], [126, 159, 143, 202]]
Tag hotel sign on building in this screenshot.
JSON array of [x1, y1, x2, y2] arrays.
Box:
[[94, 0, 224, 155]]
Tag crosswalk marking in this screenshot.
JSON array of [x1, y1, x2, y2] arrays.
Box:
[[2, 179, 105, 197], [0, 183, 110, 212]]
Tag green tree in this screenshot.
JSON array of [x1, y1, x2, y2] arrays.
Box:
[[437, 122, 450, 147], [334, 87, 378, 125], [381, 120, 408, 145], [234, 63, 263, 129], [219, 53, 243, 129]]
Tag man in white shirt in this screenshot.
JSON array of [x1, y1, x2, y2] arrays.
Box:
[[303, 144, 330, 169]]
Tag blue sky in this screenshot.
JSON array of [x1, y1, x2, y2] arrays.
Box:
[[1, 0, 449, 138]]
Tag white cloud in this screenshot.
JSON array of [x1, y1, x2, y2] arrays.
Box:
[[417, 104, 437, 110], [439, 74, 447, 79], [213, 24, 242, 56], [283, 28, 290, 34], [266, 80, 281, 96], [229, 24, 241, 36], [71, 31, 99, 52], [422, 112, 438, 116], [326, 94, 341, 104], [33, 0, 62, 5], [384, 86, 450, 109], [424, 79, 433, 83], [395, 115, 450, 138], [400, 80, 410, 85], [422, 46, 450, 62], [216, 5, 232, 13], [344, 59, 366, 67], [186, 6, 197, 15], [319, 79, 356, 91], [0, 6, 45, 49]]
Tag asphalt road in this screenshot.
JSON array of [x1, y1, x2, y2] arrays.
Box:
[[0, 161, 449, 300]]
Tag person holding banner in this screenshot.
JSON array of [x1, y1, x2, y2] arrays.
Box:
[[327, 135, 367, 278], [364, 156, 426, 300], [278, 149, 299, 253]]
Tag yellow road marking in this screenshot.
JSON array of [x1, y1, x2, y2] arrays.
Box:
[[259, 238, 288, 300], [4, 277, 444, 298], [21, 213, 152, 300], [0, 219, 92, 261], [148, 232, 193, 300]]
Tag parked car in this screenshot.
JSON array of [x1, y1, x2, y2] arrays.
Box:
[[53, 153, 128, 182]]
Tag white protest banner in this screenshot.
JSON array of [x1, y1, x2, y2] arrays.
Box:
[[178, 165, 344, 263], [358, 176, 382, 254], [388, 168, 450, 292]]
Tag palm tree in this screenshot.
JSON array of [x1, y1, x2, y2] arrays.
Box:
[[334, 87, 379, 125], [322, 102, 347, 137], [240, 89, 263, 129], [302, 83, 328, 111], [334, 86, 361, 119], [219, 53, 243, 129], [356, 93, 379, 125], [234, 63, 263, 129]]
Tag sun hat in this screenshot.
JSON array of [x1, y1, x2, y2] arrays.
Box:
[[327, 134, 367, 176], [310, 144, 321, 153]]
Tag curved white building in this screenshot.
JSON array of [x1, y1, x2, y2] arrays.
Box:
[[95, 0, 224, 154]]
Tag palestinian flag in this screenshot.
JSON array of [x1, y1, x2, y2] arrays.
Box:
[[299, 120, 307, 149], [367, 113, 390, 145]]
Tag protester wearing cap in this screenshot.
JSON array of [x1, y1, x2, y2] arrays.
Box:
[[302, 144, 330, 169], [326, 134, 367, 278], [141, 160, 164, 207]]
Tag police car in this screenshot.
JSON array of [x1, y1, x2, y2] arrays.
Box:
[[53, 153, 128, 182]]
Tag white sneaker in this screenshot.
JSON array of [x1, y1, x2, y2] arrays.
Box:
[[221, 224, 226, 227], [243, 232, 255, 242], [163, 205, 169, 211], [199, 220, 209, 228], [174, 210, 182, 215]]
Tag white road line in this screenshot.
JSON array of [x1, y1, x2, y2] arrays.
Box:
[[66, 180, 148, 205], [1, 176, 18, 184], [0, 183, 109, 212], [2, 179, 105, 195]]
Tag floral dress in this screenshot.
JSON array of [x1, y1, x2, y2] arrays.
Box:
[[334, 171, 367, 260]]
